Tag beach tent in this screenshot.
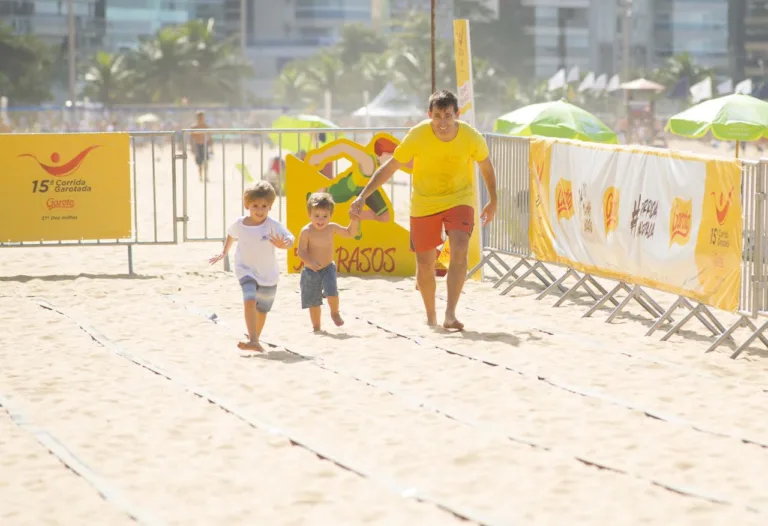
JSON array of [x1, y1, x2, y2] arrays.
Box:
[[352, 83, 423, 118]]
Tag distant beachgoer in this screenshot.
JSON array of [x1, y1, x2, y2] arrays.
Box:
[[190, 111, 212, 182]]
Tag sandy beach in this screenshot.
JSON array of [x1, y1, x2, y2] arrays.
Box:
[[2, 137, 768, 525]]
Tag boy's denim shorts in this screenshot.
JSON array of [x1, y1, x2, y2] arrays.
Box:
[[239, 277, 277, 313], [300, 262, 338, 309]]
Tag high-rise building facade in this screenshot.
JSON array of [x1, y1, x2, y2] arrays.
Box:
[[522, 0, 592, 78], [744, 0, 768, 77], [0, 0, 105, 52], [104, 0, 190, 50], [650, 0, 729, 71]]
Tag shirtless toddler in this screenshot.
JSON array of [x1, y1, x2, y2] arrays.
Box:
[[297, 193, 359, 331]]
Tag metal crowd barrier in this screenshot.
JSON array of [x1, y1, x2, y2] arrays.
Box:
[[472, 135, 768, 359], [177, 127, 412, 246], [0, 131, 179, 274]]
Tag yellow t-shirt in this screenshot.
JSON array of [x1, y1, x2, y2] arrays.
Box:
[[393, 120, 489, 217]]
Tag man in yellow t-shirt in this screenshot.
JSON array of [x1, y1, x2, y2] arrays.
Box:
[[349, 90, 497, 330]]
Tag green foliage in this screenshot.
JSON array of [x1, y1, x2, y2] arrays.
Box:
[[82, 18, 253, 105], [0, 23, 55, 104], [651, 52, 714, 89]]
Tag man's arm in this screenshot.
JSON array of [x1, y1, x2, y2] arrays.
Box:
[[477, 157, 498, 225], [358, 157, 402, 202], [477, 157, 497, 203]]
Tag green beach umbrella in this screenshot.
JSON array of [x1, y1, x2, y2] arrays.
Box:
[[494, 100, 619, 144], [665, 93, 768, 142], [270, 114, 341, 153]]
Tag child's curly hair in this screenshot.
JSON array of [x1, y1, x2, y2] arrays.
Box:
[[306, 192, 335, 215], [244, 181, 277, 206]]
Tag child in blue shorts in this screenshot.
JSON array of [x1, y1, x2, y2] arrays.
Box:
[[296, 192, 359, 331], [209, 181, 294, 352]]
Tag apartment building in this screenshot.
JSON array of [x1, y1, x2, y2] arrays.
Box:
[[0, 0, 105, 52], [745, 0, 768, 77], [651, 0, 728, 71], [521, 0, 592, 78], [105, 1, 191, 50]]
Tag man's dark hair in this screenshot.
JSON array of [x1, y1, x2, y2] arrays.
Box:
[[428, 90, 459, 113]]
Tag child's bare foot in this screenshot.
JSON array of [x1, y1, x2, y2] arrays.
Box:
[[443, 315, 464, 331], [331, 312, 344, 327], [238, 340, 265, 352], [313, 326, 322, 333], [426, 313, 438, 327]]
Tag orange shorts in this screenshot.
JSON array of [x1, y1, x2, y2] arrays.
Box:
[[409, 205, 474, 253]]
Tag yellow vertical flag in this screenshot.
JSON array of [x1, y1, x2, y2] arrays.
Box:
[[441, 19, 482, 280]]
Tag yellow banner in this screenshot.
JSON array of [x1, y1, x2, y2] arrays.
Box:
[[453, 19, 475, 122], [286, 134, 416, 277], [0, 133, 132, 243], [530, 137, 743, 312], [441, 18, 481, 280]]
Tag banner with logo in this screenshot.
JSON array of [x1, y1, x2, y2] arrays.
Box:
[[530, 137, 742, 312], [440, 18, 482, 280], [286, 133, 416, 277], [0, 133, 131, 243]]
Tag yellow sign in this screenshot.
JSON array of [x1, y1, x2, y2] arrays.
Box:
[[286, 134, 416, 277], [694, 162, 742, 309], [441, 18, 482, 280], [0, 133, 131, 242], [453, 19, 475, 122], [529, 137, 742, 312]]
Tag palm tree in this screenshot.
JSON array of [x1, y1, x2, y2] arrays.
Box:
[[82, 51, 130, 108], [335, 23, 387, 67], [302, 50, 345, 107], [183, 18, 253, 102], [127, 26, 195, 103], [359, 52, 392, 96], [389, 13, 454, 98], [274, 61, 311, 108], [0, 22, 54, 104], [652, 52, 714, 92]]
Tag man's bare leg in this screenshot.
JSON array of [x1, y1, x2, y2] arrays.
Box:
[[326, 296, 344, 326], [415, 249, 438, 326], [309, 306, 322, 332], [239, 300, 266, 351], [444, 229, 470, 330]]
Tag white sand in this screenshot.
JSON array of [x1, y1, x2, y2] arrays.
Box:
[[1, 138, 768, 525]]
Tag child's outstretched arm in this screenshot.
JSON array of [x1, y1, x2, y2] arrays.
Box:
[[209, 235, 234, 265], [268, 222, 295, 250], [332, 220, 360, 238], [296, 228, 320, 270]]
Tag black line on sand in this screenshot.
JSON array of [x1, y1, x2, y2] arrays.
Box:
[[0, 394, 156, 525], [35, 297, 496, 526], [162, 294, 760, 515], [362, 314, 768, 453]]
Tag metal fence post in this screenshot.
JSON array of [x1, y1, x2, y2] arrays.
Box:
[[756, 159, 767, 316]]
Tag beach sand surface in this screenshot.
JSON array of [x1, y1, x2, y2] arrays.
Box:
[[1, 139, 767, 525]]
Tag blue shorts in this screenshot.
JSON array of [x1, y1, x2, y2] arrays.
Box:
[[239, 277, 277, 313], [300, 263, 338, 309]]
